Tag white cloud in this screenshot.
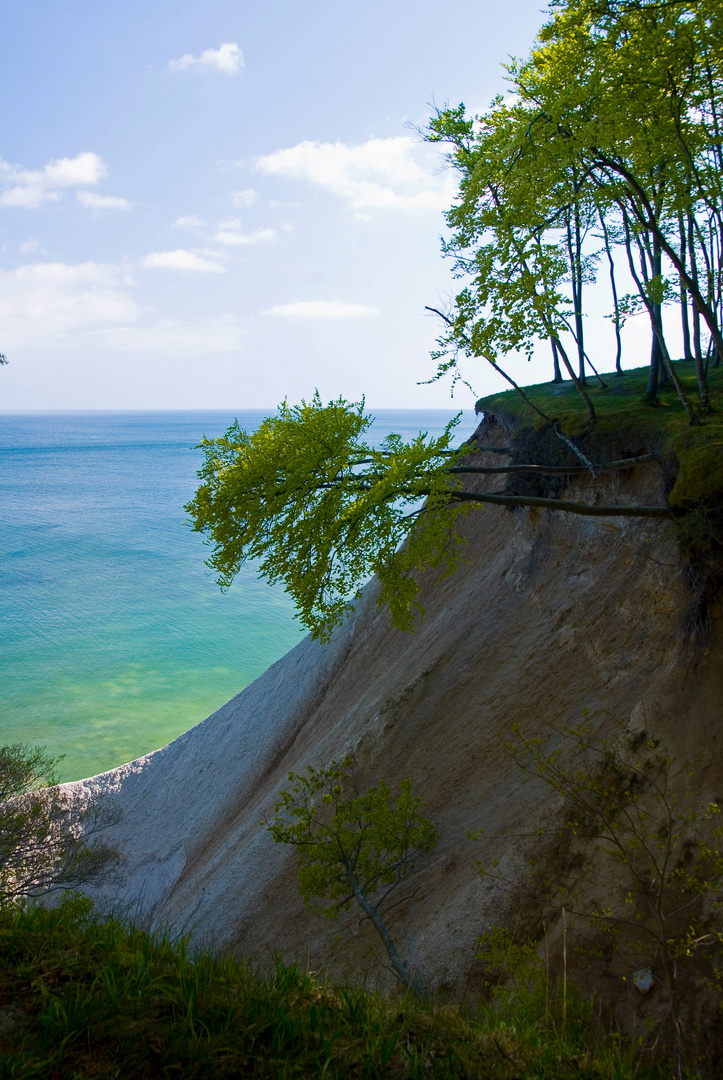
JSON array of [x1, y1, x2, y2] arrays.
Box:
[[0, 152, 108, 209], [18, 239, 41, 255], [168, 42, 244, 75], [263, 301, 379, 319], [141, 249, 226, 273], [213, 219, 277, 246], [0, 260, 140, 346], [231, 188, 258, 207], [0, 258, 251, 356], [172, 215, 204, 229], [77, 191, 131, 211], [254, 137, 454, 212], [86, 315, 248, 355]]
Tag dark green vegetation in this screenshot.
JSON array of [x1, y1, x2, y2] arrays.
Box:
[[0, 744, 121, 905], [0, 896, 671, 1080], [477, 359, 723, 511], [477, 359, 723, 631], [269, 760, 438, 1001]]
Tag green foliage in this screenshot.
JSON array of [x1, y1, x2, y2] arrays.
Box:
[[186, 393, 469, 641], [269, 758, 438, 918], [491, 714, 723, 1070], [424, 0, 723, 417], [0, 895, 672, 1078], [0, 744, 123, 903], [269, 759, 437, 999]]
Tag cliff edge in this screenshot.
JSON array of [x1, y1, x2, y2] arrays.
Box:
[[63, 409, 723, 996]]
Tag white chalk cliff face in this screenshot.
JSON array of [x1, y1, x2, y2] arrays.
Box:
[[64, 415, 723, 995]]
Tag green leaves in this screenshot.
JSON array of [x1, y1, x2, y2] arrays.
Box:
[[186, 393, 468, 640], [268, 758, 438, 917]]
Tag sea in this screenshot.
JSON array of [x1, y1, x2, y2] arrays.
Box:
[[1, 408, 474, 782]]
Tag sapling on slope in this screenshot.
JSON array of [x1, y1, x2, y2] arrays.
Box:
[[267, 757, 438, 1000]]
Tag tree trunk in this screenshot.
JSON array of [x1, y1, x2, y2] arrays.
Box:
[[687, 212, 711, 406], [552, 335, 596, 420], [597, 155, 723, 367], [600, 211, 624, 375], [550, 336, 563, 383], [344, 861, 427, 1001], [679, 214, 694, 364], [566, 211, 586, 383]]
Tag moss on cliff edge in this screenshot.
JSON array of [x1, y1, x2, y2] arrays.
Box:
[[475, 361, 723, 507], [475, 360, 723, 635]]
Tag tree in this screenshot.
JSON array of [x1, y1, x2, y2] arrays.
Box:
[[424, 101, 600, 420], [424, 1, 723, 421], [267, 757, 438, 1000], [476, 718, 723, 1075], [0, 743, 123, 904], [186, 394, 670, 639]]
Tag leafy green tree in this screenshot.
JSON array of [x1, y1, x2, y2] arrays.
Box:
[[268, 757, 438, 999], [0, 743, 123, 903], [185, 393, 469, 640], [424, 101, 599, 420], [186, 395, 671, 639], [516, 0, 723, 393], [425, 1, 723, 421]]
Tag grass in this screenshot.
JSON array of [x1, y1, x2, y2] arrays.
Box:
[[0, 895, 671, 1079], [474, 359, 723, 510]]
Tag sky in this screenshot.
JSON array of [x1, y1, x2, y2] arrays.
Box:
[[0, 0, 658, 412]]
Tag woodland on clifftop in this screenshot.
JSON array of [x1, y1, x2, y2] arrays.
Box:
[[188, 0, 723, 643]]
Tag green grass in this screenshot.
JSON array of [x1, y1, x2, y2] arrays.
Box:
[[475, 360, 723, 510], [0, 896, 669, 1079]]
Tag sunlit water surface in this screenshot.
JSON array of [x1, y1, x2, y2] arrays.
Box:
[[1, 409, 473, 781]]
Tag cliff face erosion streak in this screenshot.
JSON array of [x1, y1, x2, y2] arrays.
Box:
[[64, 414, 723, 995]]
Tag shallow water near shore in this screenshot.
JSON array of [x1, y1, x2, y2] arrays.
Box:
[[0, 408, 472, 782]]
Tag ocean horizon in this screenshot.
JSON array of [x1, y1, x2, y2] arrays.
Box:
[[1, 407, 475, 782]]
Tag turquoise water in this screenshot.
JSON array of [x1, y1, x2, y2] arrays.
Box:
[[1, 409, 470, 782]]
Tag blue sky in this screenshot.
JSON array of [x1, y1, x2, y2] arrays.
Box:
[[1, 0, 617, 410]]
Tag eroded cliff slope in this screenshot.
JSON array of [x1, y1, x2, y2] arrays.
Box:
[[66, 411, 723, 996]]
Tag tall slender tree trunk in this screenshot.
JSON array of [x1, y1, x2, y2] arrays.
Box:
[[552, 334, 596, 420], [600, 210, 623, 374], [651, 237, 668, 388], [550, 336, 563, 383], [687, 211, 711, 405], [679, 214, 693, 363], [566, 212, 586, 383], [647, 331, 661, 400]]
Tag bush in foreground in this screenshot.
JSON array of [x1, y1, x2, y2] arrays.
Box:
[[0, 895, 671, 1079]]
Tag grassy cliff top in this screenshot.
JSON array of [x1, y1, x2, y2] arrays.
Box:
[[475, 361, 723, 511]]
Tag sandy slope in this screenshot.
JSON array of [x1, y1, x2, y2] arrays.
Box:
[[65, 413, 723, 995]]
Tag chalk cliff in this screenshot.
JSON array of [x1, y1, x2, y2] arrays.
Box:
[[65, 412, 723, 995]]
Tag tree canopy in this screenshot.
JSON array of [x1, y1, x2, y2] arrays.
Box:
[[186, 395, 670, 639], [268, 757, 438, 998], [424, 0, 723, 422], [186, 394, 470, 640]]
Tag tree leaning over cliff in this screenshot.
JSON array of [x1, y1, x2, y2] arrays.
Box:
[[186, 394, 670, 640]]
